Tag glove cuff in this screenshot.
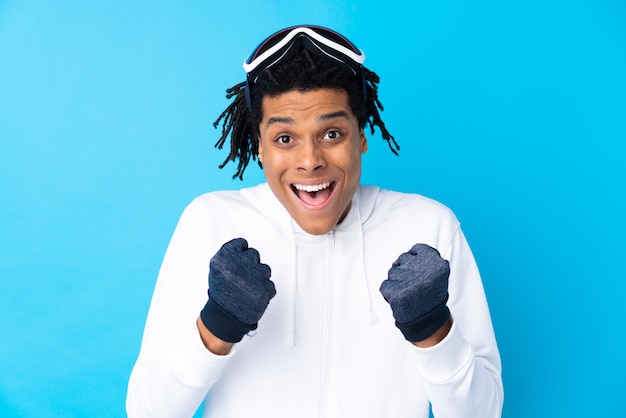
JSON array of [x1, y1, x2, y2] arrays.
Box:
[[395, 294, 451, 343], [200, 295, 257, 343]]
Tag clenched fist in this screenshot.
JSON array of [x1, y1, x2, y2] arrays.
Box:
[[380, 243, 450, 343], [200, 238, 276, 343]]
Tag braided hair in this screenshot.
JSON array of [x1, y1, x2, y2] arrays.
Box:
[[213, 49, 399, 180]]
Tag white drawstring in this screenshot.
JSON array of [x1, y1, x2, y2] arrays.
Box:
[[354, 189, 377, 326], [287, 227, 298, 347]]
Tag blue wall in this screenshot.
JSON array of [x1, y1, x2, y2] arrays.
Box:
[[1, 1, 624, 416]]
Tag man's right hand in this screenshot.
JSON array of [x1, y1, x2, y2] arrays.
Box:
[[199, 238, 276, 345]]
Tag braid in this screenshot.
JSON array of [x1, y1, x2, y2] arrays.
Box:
[[363, 68, 400, 155], [213, 82, 260, 180], [213, 50, 399, 179]]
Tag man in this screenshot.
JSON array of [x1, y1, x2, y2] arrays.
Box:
[[127, 25, 503, 417]]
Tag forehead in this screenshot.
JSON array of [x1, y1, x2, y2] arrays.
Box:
[[261, 88, 353, 118]]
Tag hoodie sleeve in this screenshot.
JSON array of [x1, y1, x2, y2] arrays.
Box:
[[412, 225, 504, 418], [126, 198, 234, 418]]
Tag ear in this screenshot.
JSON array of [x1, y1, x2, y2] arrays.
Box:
[[360, 130, 368, 154], [257, 138, 264, 164]]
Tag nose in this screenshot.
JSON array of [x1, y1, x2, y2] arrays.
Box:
[[297, 140, 326, 172]]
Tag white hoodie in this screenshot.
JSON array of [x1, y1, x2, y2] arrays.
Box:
[[127, 183, 503, 417]]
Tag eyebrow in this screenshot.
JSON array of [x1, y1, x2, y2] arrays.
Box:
[[318, 110, 351, 122], [265, 111, 351, 127], [266, 116, 294, 126]]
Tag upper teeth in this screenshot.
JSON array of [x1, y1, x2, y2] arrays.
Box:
[[294, 182, 331, 192]]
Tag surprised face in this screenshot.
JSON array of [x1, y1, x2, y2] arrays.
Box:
[[257, 88, 368, 235]]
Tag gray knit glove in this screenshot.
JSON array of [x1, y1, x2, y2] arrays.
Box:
[[200, 238, 276, 343], [379, 244, 450, 342]]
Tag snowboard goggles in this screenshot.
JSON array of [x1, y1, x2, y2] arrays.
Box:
[[243, 25, 366, 110]]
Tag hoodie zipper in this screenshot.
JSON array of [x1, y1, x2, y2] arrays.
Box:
[[319, 230, 335, 417]]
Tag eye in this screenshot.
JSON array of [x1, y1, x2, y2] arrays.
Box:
[[323, 130, 342, 141], [276, 135, 292, 144]]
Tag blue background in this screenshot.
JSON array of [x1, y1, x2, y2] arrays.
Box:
[[1, 1, 625, 417]]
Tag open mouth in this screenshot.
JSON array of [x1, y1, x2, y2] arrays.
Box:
[[291, 181, 335, 206]]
